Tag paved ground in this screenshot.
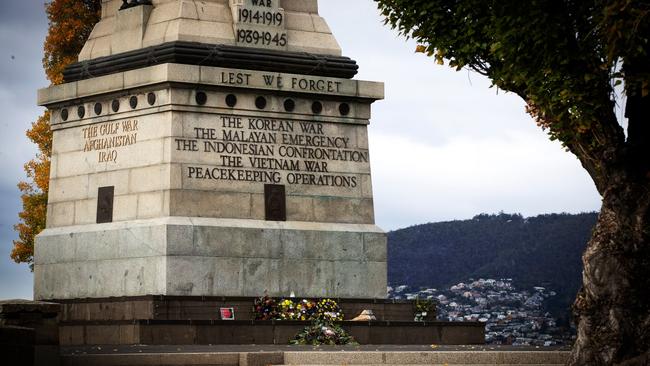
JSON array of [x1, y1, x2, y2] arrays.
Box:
[[62, 344, 572, 355]]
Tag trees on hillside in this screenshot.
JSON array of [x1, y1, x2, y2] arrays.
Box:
[[388, 212, 597, 324], [12, 0, 100, 268], [374, 0, 649, 364]]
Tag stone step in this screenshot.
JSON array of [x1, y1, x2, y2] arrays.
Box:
[[61, 352, 241, 366], [61, 350, 571, 366], [282, 351, 570, 365]]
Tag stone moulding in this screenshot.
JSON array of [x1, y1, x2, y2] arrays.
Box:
[[63, 41, 359, 83], [39, 63, 383, 108]]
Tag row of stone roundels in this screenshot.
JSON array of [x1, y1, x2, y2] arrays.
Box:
[[60, 92, 352, 122]]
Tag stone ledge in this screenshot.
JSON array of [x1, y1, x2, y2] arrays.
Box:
[[0, 300, 61, 316], [60, 320, 483, 327], [48, 91, 373, 130], [38, 63, 384, 107], [66, 41, 357, 82], [36, 216, 387, 236], [53, 295, 416, 305]]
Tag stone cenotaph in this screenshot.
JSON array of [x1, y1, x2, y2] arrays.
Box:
[[35, 0, 387, 302]]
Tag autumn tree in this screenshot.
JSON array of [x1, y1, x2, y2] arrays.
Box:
[[12, 0, 100, 268], [374, 0, 649, 364]]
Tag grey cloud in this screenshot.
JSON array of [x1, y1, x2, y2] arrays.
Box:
[[0, 0, 47, 301], [0, 187, 32, 300], [0, 5, 47, 192], [0, 24, 48, 87], [0, 0, 49, 28]]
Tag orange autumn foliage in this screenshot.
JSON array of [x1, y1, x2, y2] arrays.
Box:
[[12, 0, 100, 269], [43, 0, 101, 85]]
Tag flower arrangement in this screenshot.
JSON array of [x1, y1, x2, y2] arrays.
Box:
[[251, 295, 354, 345], [296, 299, 318, 321], [252, 295, 345, 322], [278, 298, 299, 320], [253, 295, 278, 321], [290, 319, 357, 346], [317, 298, 344, 321]]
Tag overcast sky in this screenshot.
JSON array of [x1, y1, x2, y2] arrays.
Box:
[[0, 0, 602, 300]]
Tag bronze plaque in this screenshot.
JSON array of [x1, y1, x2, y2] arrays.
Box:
[[96, 186, 115, 224], [264, 184, 286, 221]]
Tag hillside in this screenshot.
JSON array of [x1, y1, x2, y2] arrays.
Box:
[[388, 212, 598, 323]]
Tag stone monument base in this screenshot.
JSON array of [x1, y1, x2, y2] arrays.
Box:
[[54, 296, 485, 346], [35, 218, 387, 300], [60, 319, 485, 346]]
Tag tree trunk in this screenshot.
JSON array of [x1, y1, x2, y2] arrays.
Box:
[[569, 178, 650, 365]]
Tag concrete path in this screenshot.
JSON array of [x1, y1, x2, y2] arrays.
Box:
[[61, 345, 571, 366]]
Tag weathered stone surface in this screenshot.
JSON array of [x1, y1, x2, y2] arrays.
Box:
[[36, 0, 386, 301], [35, 218, 386, 299], [39, 90, 376, 227], [79, 0, 341, 62], [364, 232, 388, 262], [35, 257, 167, 300]]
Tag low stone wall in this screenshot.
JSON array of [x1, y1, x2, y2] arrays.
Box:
[[59, 319, 484, 346], [0, 300, 61, 366], [55, 295, 419, 322]]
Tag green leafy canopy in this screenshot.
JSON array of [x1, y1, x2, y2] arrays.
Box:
[[375, 0, 649, 193]]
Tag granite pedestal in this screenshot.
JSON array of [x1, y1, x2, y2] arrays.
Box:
[[36, 0, 386, 300]]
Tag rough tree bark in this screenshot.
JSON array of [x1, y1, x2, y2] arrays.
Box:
[[572, 188, 650, 365], [570, 86, 650, 365], [372, 0, 649, 362]]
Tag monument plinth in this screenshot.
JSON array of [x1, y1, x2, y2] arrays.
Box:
[[35, 0, 386, 301]]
